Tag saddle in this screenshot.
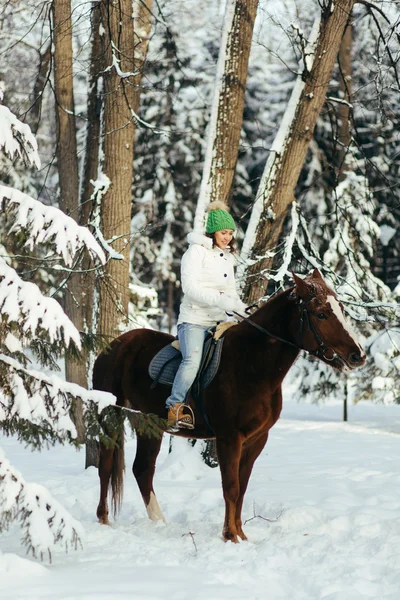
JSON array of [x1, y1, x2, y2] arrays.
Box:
[[148, 322, 236, 431]]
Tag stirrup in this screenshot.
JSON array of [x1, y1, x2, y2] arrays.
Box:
[[168, 403, 195, 430]]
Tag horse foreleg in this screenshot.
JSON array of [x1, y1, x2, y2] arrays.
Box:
[[235, 430, 270, 541], [216, 437, 242, 543], [133, 432, 166, 523]]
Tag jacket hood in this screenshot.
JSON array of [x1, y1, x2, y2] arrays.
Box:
[[187, 231, 213, 249]]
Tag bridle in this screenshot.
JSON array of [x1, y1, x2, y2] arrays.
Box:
[[232, 295, 338, 362], [297, 298, 337, 362]]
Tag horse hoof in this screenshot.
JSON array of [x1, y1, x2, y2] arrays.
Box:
[[98, 515, 110, 526], [223, 532, 239, 544]]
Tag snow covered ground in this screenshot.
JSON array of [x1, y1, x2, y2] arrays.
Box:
[[1, 394, 400, 600]]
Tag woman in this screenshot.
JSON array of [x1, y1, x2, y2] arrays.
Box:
[[166, 201, 247, 430]]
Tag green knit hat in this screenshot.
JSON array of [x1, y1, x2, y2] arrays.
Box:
[[206, 201, 236, 234]]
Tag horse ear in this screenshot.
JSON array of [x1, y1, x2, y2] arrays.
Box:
[[312, 268, 324, 281], [292, 272, 309, 299]]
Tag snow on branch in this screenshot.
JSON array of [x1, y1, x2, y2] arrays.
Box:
[[0, 105, 40, 169], [268, 201, 299, 284], [0, 185, 106, 266], [0, 447, 83, 561], [0, 257, 82, 351], [0, 354, 165, 447]]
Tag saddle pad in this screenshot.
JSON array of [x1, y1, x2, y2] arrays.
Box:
[[148, 336, 225, 390], [148, 344, 181, 386]]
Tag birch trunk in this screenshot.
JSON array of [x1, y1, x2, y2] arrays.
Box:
[[53, 0, 85, 442], [97, 0, 136, 340], [241, 0, 356, 304], [194, 0, 259, 230]]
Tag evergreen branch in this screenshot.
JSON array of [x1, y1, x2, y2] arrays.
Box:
[[0, 447, 83, 561], [0, 185, 106, 267]]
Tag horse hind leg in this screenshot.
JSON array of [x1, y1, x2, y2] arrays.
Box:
[[96, 437, 115, 525], [133, 432, 166, 523]]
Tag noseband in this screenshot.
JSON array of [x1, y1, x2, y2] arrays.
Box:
[[297, 298, 337, 362], [233, 295, 337, 361]]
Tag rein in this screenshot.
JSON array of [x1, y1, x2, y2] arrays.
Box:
[[233, 296, 337, 361]]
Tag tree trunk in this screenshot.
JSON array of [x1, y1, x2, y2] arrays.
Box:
[[80, 3, 103, 228], [132, 0, 153, 115], [30, 42, 51, 134], [81, 3, 104, 468], [241, 0, 356, 304], [336, 19, 352, 178], [97, 0, 136, 340], [84, 0, 154, 469], [194, 0, 259, 230], [53, 0, 85, 442]]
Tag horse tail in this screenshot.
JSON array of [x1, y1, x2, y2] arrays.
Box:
[[93, 345, 126, 518], [110, 415, 125, 517]]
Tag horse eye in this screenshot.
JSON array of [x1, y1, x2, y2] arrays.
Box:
[[316, 313, 326, 320]]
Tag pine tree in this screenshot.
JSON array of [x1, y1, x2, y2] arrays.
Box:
[[0, 96, 163, 558]]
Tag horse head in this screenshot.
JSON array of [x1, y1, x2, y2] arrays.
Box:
[[292, 269, 366, 372]]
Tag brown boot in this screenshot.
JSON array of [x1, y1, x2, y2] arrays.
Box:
[[167, 403, 195, 430]]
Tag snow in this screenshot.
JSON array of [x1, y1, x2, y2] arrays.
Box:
[[0, 185, 106, 266], [379, 225, 396, 247], [2, 395, 400, 599]]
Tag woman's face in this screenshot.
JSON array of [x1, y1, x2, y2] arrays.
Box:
[[214, 229, 234, 249]]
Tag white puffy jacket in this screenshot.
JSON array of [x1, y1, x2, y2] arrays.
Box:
[[178, 232, 247, 326]]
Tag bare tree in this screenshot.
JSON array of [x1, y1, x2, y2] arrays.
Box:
[[240, 0, 356, 304], [97, 0, 136, 340], [52, 0, 85, 441]]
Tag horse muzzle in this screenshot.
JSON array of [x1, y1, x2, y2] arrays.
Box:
[[339, 349, 366, 370]]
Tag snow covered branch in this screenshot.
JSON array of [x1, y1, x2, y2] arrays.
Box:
[[0, 354, 165, 447], [0, 256, 81, 351], [0, 447, 83, 561], [0, 185, 106, 266], [0, 105, 40, 169]]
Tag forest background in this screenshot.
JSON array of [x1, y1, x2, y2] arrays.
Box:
[[0, 0, 400, 558]]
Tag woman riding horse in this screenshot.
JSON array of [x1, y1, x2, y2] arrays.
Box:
[[166, 200, 246, 430], [94, 268, 366, 542]]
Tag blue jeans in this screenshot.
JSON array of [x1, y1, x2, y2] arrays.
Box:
[[165, 323, 210, 408]]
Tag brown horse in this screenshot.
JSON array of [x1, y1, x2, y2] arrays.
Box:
[[94, 269, 366, 542]]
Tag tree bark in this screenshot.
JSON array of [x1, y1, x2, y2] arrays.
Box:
[[194, 0, 259, 230], [53, 0, 85, 442], [84, 0, 153, 469], [336, 19, 352, 178], [30, 42, 51, 134], [132, 0, 153, 115], [241, 0, 356, 304], [97, 0, 136, 340], [80, 3, 103, 228]]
